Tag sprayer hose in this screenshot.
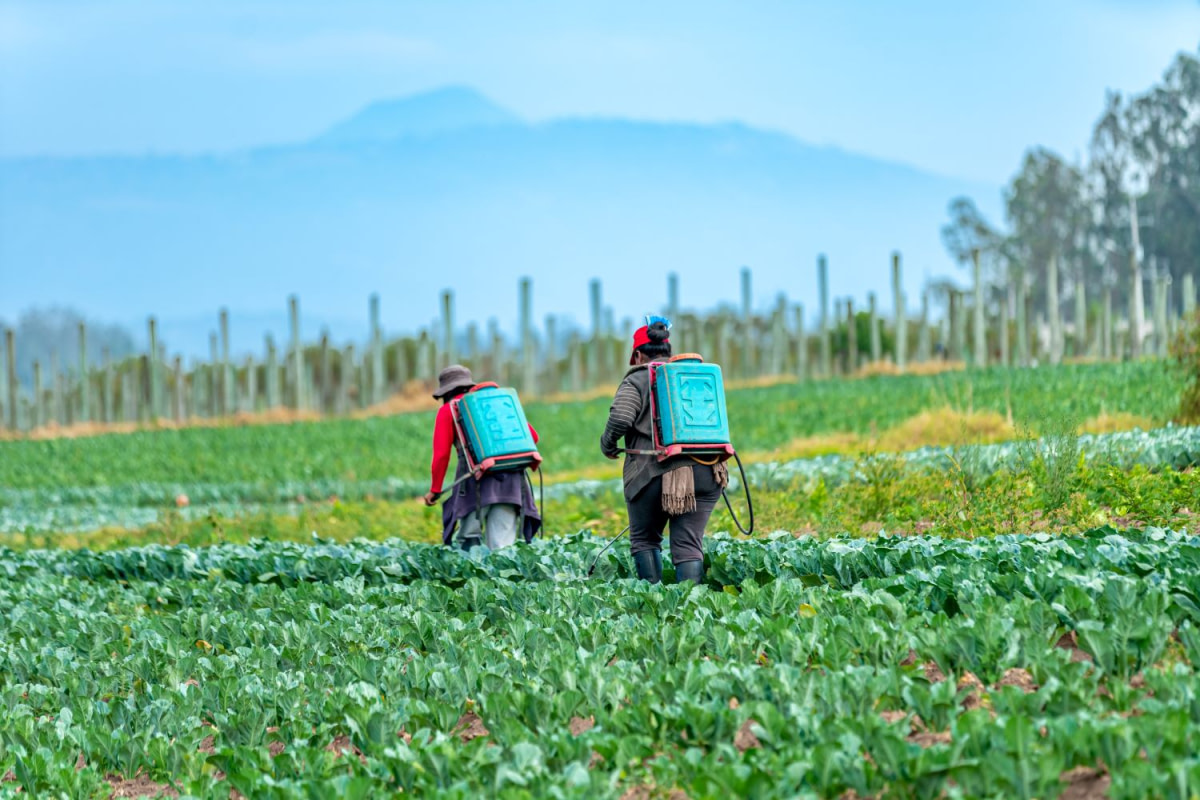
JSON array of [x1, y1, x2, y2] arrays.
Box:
[[721, 450, 755, 535]]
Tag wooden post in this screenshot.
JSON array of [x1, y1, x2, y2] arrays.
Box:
[[737, 268, 751, 379], [519, 277, 535, 395], [845, 299, 857, 373], [739, 266, 752, 322], [370, 293, 385, 403], [50, 353, 64, 425], [416, 331, 431, 383], [320, 332, 332, 413], [32, 360, 43, 429], [794, 304, 807, 380], [587, 279, 602, 384], [604, 307, 617, 379], [289, 295, 303, 410], [544, 313, 557, 378], [917, 290, 931, 362], [818, 254, 831, 377], [302, 363, 314, 413], [770, 295, 787, 375], [189, 359, 203, 421], [488, 320, 503, 381], [77, 321, 89, 423], [119, 366, 134, 422], [238, 356, 252, 414], [716, 317, 732, 374], [393, 338, 409, 390], [339, 345, 355, 414], [1182, 273, 1196, 320], [219, 308, 232, 416], [891, 252, 906, 371], [1047, 254, 1062, 365], [868, 292, 881, 364], [667, 272, 680, 321], [265, 335, 279, 409], [568, 331, 583, 394], [440, 290, 455, 372], [101, 348, 113, 424], [147, 317, 162, 420], [4, 329, 15, 431], [208, 333, 220, 417], [173, 357, 185, 421]]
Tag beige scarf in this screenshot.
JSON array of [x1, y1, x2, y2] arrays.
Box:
[[662, 460, 729, 515]]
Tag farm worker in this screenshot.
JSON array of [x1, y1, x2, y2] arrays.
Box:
[[423, 364, 542, 550], [599, 317, 726, 585]]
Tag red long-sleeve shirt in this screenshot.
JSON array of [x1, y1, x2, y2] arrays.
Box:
[[429, 403, 539, 493]]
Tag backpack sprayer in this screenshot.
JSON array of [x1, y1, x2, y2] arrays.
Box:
[[586, 353, 754, 576], [436, 382, 545, 536]]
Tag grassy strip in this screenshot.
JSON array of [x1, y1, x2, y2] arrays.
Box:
[[10, 459, 1194, 553]]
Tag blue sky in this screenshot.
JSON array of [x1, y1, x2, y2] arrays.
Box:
[[2, 1, 1197, 183]]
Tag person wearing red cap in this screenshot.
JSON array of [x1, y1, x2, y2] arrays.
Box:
[[599, 317, 723, 585]]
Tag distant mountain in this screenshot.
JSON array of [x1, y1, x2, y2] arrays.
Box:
[[316, 86, 520, 144], [0, 88, 1000, 359]]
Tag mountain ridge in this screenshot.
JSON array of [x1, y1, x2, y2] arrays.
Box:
[[0, 86, 1001, 358]]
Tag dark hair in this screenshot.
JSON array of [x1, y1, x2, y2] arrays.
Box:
[[441, 385, 472, 403], [636, 321, 672, 360]]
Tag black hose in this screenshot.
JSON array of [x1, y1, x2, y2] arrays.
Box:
[[586, 525, 631, 576], [537, 468, 545, 537], [721, 450, 755, 535]]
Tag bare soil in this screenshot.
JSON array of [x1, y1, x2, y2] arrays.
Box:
[[921, 661, 947, 683], [1056, 631, 1095, 663], [105, 773, 178, 799], [1059, 766, 1110, 800], [734, 719, 762, 752], [995, 667, 1037, 693], [453, 711, 489, 743], [325, 735, 368, 766], [568, 715, 595, 736]]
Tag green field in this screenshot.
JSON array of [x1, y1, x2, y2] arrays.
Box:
[[3, 531, 1199, 798], [2, 360, 1199, 798]]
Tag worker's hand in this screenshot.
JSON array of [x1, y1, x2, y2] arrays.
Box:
[[422, 491, 440, 507], [603, 450, 619, 460]]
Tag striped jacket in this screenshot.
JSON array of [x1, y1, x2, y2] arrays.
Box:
[[600, 365, 685, 501]]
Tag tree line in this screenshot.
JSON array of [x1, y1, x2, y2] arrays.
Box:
[[941, 46, 1199, 322]]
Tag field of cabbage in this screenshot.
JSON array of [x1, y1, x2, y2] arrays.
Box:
[[2, 360, 1199, 798], [3, 530, 1200, 798]]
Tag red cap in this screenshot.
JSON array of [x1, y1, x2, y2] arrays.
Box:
[[629, 325, 667, 365]]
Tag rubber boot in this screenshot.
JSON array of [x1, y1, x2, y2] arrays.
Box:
[[632, 549, 662, 584], [675, 559, 705, 585], [459, 535, 483, 552]]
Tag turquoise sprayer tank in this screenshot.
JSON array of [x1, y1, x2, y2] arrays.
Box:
[[454, 386, 540, 472], [650, 359, 732, 456]]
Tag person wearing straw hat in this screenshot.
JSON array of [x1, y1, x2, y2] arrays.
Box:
[[599, 317, 725, 584], [423, 364, 542, 550]]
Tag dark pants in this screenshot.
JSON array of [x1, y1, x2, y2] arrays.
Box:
[[627, 463, 721, 564]]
